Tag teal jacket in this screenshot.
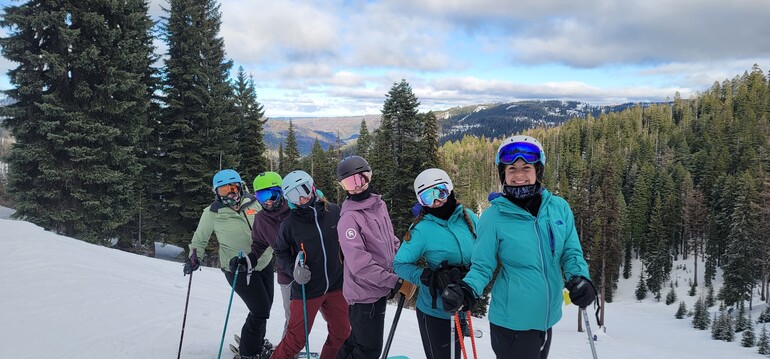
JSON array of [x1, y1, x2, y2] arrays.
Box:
[[394, 204, 478, 319], [463, 190, 590, 331]]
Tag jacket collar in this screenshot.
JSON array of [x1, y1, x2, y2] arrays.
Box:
[[491, 189, 552, 216], [209, 194, 257, 213], [340, 193, 382, 214]]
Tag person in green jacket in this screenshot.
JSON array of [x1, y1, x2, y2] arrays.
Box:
[[183, 169, 274, 359], [393, 168, 478, 359], [441, 135, 596, 359]]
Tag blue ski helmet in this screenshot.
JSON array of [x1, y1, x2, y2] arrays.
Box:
[[212, 169, 243, 192]]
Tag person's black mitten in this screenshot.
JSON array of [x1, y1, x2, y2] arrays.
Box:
[[441, 281, 477, 313], [565, 276, 596, 308]]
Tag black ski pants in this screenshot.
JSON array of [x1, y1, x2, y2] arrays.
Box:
[[490, 322, 552, 359], [336, 296, 387, 359], [416, 308, 462, 359], [224, 262, 275, 356]]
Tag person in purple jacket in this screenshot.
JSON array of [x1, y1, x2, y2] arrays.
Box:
[[334, 155, 414, 359], [249, 172, 293, 340]]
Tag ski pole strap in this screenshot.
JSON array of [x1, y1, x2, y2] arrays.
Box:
[[465, 311, 478, 359], [454, 313, 468, 359]]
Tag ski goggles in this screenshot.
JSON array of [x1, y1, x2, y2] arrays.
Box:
[[496, 141, 543, 165], [284, 182, 314, 204], [339, 172, 371, 191], [417, 183, 451, 206], [256, 186, 282, 204], [215, 183, 241, 197]]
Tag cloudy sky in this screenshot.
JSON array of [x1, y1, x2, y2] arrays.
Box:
[[1, 0, 770, 117]]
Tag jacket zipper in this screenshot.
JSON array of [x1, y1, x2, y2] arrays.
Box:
[[533, 218, 550, 331], [312, 205, 330, 294]]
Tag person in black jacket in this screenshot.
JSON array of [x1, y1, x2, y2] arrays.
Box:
[[269, 170, 350, 359]]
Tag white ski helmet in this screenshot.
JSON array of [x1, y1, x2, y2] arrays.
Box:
[[413, 168, 454, 200], [281, 170, 315, 204], [495, 135, 546, 166]]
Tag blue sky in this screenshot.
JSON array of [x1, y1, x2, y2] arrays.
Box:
[[2, 0, 770, 117]]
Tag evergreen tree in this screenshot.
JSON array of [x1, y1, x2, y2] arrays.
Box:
[[665, 285, 677, 305], [421, 111, 440, 167], [644, 194, 671, 298], [0, 0, 155, 243], [758, 325, 770, 354], [635, 273, 647, 300], [157, 0, 239, 246], [688, 283, 697, 297], [692, 297, 711, 330], [282, 121, 301, 174], [735, 302, 749, 332], [759, 306, 770, 323], [675, 301, 687, 319], [233, 67, 267, 178], [720, 171, 761, 306], [278, 143, 284, 175], [706, 284, 716, 307], [304, 138, 334, 192], [355, 119, 371, 158], [711, 312, 721, 339], [741, 314, 755, 347]]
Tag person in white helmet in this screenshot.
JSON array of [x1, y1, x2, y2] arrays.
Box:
[[393, 168, 479, 359], [441, 135, 595, 359]]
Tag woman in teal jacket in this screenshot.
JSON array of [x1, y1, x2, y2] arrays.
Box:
[[394, 168, 478, 359], [441, 135, 596, 359]]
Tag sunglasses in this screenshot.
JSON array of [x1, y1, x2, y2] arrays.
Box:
[[339, 172, 370, 192], [256, 187, 282, 204], [284, 183, 313, 204], [496, 142, 542, 165], [418, 183, 451, 206], [216, 183, 241, 197]]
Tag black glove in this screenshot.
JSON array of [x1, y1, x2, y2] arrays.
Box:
[[420, 268, 433, 287], [420, 266, 464, 291], [183, 250, 200, 275], [565, 276, 596, 308], [441, 281, 477, 313], [389, 278, 405, 299], [229, 256, 247, 273]]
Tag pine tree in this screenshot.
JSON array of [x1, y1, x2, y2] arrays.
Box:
[[635, 273, 647, 300], [233, 67, 268, 178], [711, 312, 721, 339], [758, 325, 770, 354], [692, 297, 711, 330], [758, 306, 770, 323], [278, 144, 285, 175], [282, 121, 301, 174], [355, 119, 371, 158], [689, 283, 697, 297], [304, 138, 334, 192], [0, 0, 155, 243], [735, 302, 749, 332], [741, 314, 755, 347], [706, 285, 716, 307], [665, 285, 677, 305], [157, 0, 239, 246], [675, 301, 687, 319], [421, 111, 440, 167]]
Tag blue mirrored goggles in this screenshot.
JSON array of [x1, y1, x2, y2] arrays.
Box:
[[418, 183, 451, 206], [496, 142, 543, 165], [284, 183, 313, 204], [256, 187, 282, 204]]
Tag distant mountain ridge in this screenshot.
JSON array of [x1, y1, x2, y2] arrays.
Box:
[[269, 100, 660, 154]]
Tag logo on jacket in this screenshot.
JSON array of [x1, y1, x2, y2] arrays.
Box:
[[345, 228, 357, 240], [555, 219, 564, 225]]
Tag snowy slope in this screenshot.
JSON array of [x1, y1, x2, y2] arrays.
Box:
[[0, 218, 765, 359]]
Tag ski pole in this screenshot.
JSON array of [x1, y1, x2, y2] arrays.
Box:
[[450, 312, 456, 359], [217, 251, 242, 359], [465, 311, 478, 359], [380, 293, 406, 359], [582, 307, 599, 359], [454, 313, 469, 359], [177, 270, 194, 359], [300, 245, 311, 359]]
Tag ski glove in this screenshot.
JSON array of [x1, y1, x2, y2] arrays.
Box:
[[183, 249, 200, 275], [565, 276, 596, 308], [294, 264, 311, 285], [228, 254, 255, 274], [441, 281, 477, 313]]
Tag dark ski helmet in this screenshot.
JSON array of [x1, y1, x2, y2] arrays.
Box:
[[336, 155, 372, 181]]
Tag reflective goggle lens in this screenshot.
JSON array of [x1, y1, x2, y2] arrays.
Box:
[[339, 172, 370, 191], [284, 183, 313, 204], [496, 142, 542, 165], [418, 183, 450, 206], [216, 183, 240, 197], [256, 187, 282, 204]]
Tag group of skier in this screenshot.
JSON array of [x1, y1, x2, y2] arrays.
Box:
[[182, 135, 596, 359]]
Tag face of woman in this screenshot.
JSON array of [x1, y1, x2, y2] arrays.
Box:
[[298, 194, 313, 206], [504, 158, 537, 186], [427, 197, 448, 208]]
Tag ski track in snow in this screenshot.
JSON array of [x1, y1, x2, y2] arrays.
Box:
[[0, 218, 765, 359]]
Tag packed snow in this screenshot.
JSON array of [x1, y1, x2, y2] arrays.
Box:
[[1, 218, 766, 359]]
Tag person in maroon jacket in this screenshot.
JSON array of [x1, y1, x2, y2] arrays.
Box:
[[334, 155, 414, 359], [249, 172, 293, 339]]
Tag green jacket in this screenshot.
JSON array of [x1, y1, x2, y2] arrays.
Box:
[[394, 204, 478, 319], [189, 195, 272, 271], [463, 190, 590, 331]]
